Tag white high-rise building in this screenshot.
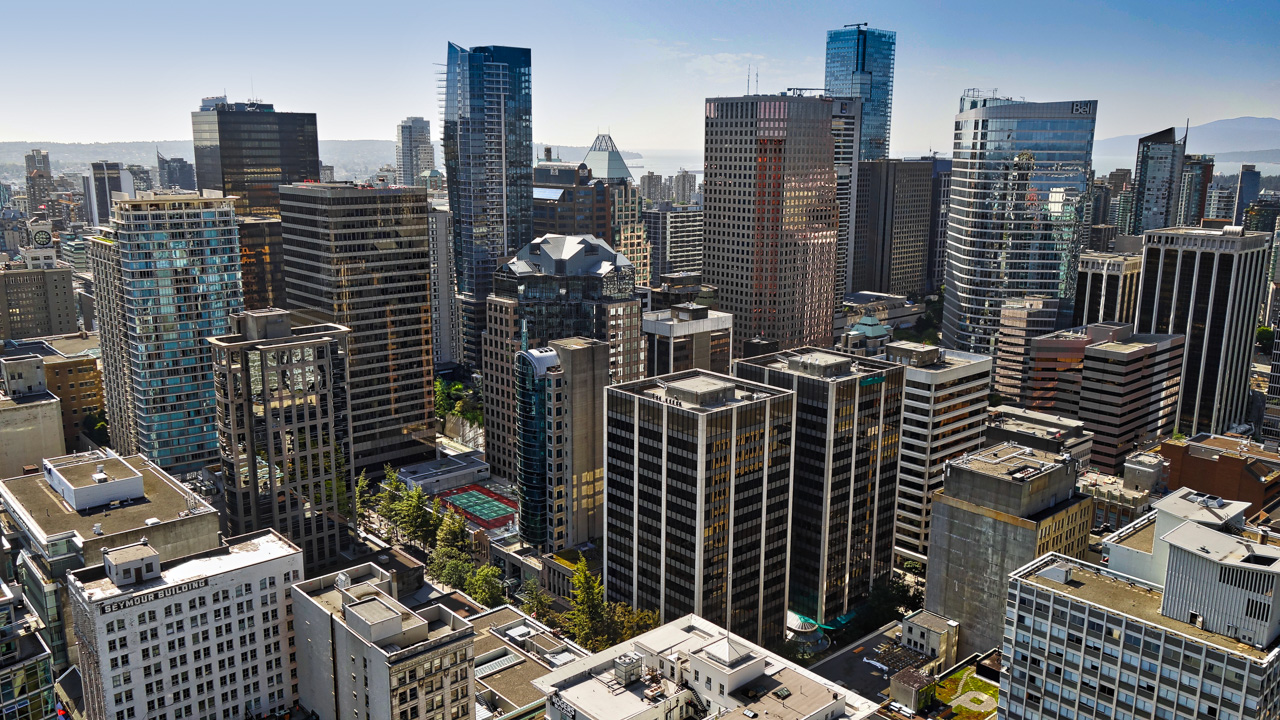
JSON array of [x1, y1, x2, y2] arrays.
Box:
[[396, 117, 433, 186], [68, 530, 303, 720], [942, 92, 1097, 354]]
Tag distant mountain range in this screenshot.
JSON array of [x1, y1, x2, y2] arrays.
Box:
[[1094, 117, 1280, 170]]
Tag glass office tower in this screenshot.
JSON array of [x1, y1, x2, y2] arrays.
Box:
[[191, 97, 320, 218], [825, 26, 896, 160], [941, 92, 1097, 355], [442, 43, 533, 369]]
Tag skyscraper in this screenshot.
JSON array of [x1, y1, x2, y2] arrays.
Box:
[[925, 156, 953, 293], [643, 303, 733, 376], [703, 94, 839, 353], [1072, 250, 1142, 326], [1134, 225, 1272, 435], [831, 97, 862, 302], [443, 43, 533, 369], [192, 97, 321, 217], [237, 216, 286, 309], [638, 171, 666, 203], [210, 309, 354, 570], [604, 370, 794, 645], [156, 151, 196, 190], [280, 183, 438, 474], [824, 25, 896, 160], [879, 342, 991, 571], [942, 92, 1097, 354], [514, 337, 610, 552], [642, 202, 703, 285], [84, 161, 134, 226], [396, 116, 434, 186], [89, 190, 243, 475], [1128, 128, 1185, 235], [24, 149, 53, 216], [1235, 163, 1262, 224], [671, 169, 697, 204], [850, 158, 933, 296], [735, 349, 903, 628], [1177, 154, 1215, 226], [482, 234, 643, 492]]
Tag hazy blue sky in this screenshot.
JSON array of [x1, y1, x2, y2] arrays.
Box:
[[5, 0, 1277, 154]]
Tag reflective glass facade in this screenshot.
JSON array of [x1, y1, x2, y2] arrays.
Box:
[[443, 43, 533, 369], [90, 194, 244, 475], [191, 100, 320, 218], [825, 27, 895, 161], [942, 94, 1097, 354]]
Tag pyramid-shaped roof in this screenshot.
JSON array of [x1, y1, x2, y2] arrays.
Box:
[[583, 134, 633, 181]]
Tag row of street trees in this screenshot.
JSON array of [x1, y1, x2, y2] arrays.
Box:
[[519, 557, 659, 652]]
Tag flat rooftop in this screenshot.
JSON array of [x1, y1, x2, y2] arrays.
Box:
[[732, 666, 839, 720], [0, 389, 59, 409], [1153, 488, 1251, 525], [617, 371, 786, 413], [0, 454, 210, 544], [1184, 434, 1280, 464], [58, 456, 138, 488], [952, 443, 1064, 481], [470, 606, 589, 710], [74, 530, 299, 603], [903, 609, 954, 635], [1019, 558, 1276, 661]]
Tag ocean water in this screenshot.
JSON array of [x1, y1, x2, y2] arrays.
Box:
[[628, 149, 704, 178]]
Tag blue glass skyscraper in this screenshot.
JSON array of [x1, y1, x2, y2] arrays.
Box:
[[443, 43, 533, 369], [942, 92, 1098, 354], [90, 191, 244, 475], [825, 25, 896, 161]]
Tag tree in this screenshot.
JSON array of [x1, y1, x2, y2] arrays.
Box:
[[563, 557, 609, 651], [376, 467, 407, 538], [353, 471, 372, 533], [82, 409, 111, 447], [397, 487, 432, 547], [903, 560, 925, 577], [466, 564, 506, 608], [428, 546, 474, 589], [606, 602, 659, 645], [436, 510, 471, 554], [519, 578, 556, 621], [989, 392, 1005, 408], [1258, 326, 1275, 354]]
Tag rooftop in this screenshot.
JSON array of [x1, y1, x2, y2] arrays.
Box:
[[902, 609, 955, 635], [0, 452, 213, 547], [502, 234, 632, 278], [0, 389, 59, 409], [1017, 557, 1277, 661], [72, 530, 299, 603], [951, 443, 1066, 481], [470, 605, 590, 712]]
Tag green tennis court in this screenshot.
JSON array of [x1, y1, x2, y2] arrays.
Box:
[[446, 490, 515, 521]]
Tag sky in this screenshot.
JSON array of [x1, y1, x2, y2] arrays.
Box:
[[4, 0, 1278, 157]]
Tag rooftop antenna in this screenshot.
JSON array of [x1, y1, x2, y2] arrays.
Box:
[[746, 65, 750, 94], [755, 68, 759, 95]]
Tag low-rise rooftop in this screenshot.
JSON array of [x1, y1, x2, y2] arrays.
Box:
[[951, 443, 1065, 481]]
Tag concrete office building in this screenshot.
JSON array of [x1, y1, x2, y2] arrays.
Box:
[[642, 203, 703, 287], [25, 150, 54, 216], [825, 25, 896, 161], [443, 43, 533, 369], [83, 162, 134, 226], [67, 530, 303, 720], [879, 342, 991, 570], [1006, 489, 1280, 720], [192, 97, 320, 217], [281, 183, 438, 475], [0, 257, 76, 341], [1072, 251, 1142, 326], [604, 371, 795, 645], [993, 296, 1059, 402], [850, 159, 932, 296], [2, 337, 102, 452], [396, 116, 434, 186], [209, 309, 355, 570], [533, 615, 879, 720], [1206, 185, 1237, 222], [735, 349, 904, 628], [642, 304, 733, 376], [942, 94, 1097, 353], [832, 97, 862, 303], [0, 449, 220, 669], [1178, 154, 1215, 226], [293, 563, 476, 720], [924, 443, 1092, 657], [483, 234, 643, 488], [90, 190, 243, 475], [704, 94, 839, 354], [514, 338, 611, 552], [237, 216, 285, 310], [1235, 164, 1262, 225], [1128, 128, 1185, 235], [986, 406, 1094, 464], [0, 358, 65, 479], [1134, 226, 1271, 435]]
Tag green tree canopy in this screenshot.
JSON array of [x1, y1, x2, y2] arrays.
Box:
[[436, 510, 471, 553], [563, 557, 609, 651], [466, 564, 506, 607], [1258, 326, 1275, 354]]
